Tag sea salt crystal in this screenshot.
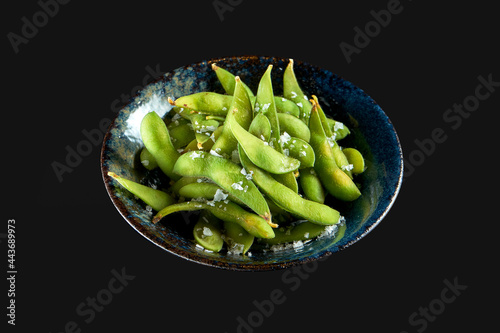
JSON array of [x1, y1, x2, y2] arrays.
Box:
[[203, 227, 213, 237], [291, 91, 297, 99], [261, 103, 271, 112], [333, 122, 344, 131], [191, 151, 203, 160], [210, 149, 223, 157], [296, 102, 303, 108], [231, 181, 244, 191], [342, 164, 354, 171], [280, 132, 291, 145], [299, 151, 307, 157], [213, 189, 228, 202]]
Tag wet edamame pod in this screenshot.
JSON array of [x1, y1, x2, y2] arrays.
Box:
[[212, 63, 255, 98], [108, 172, 175, 211], [140, 111, 181, 181]]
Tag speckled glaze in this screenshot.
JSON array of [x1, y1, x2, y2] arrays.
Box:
[[100, 56, 403, 271]]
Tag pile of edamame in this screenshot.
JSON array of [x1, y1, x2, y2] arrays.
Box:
[[109, 59, 366, 255]]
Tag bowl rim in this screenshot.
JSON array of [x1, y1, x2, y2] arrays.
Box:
[[100, 55, 403, 272]]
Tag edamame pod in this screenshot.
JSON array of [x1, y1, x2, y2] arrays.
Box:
[[140, 111, 181, 180], [189, 113, 220, 146], [229, 109, 301, 174], [248, 113, 271, 142], [309, 104, 361, 201], [172, 151, 271, 221], [342, 148, 365, 174], [193, 212, 224, 252], [108, 172, 175, 211], [212, 63, 255, 98], [223, 221, 254, 254], [254, 65, 299, 192], [277, 113, 310, 142], [177, 182, 245, 206], [273, 96, 300, 118], [153, 200, 275, 239], [168, 122, 196, 149], [211, 76, 253, 157], [140, 147, 158, 170], [281, 135, 315, 169], [326, 118, 350, 140], [239, 146, 341, 225], [299, 168, 326, 203], [284, 59, 313, 124]]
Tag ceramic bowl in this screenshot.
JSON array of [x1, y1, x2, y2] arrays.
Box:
[[100, 55, 403, 271]]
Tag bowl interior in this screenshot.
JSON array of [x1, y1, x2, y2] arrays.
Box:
[[101, 56, 403, 271]]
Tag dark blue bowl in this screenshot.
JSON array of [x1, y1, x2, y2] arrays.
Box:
[[100, 55, 403, 271]]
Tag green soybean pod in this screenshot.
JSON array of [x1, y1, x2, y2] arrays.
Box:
[[211, 76, 253, 158], [277, 113, 310, 142], [283, 59, 313, 124], [168, 122, 196, 149], [281, 135, 315, 169], [248, 112, 271, 142], [140, 147, 158, 170], [153, 200, 275, 239], [311, 95, 333, 138], [238, 145, 340, 226], [172, 151, 271, 222], [223, 221, 254, 255], [342, 148, 365, 174], [189, 113, 220, 146], [170, 176, 203, 195], [172, 92, 232, 116], [326, 118, 351, 140], [255, 65, 299, 192], [108, 172, 175, 211], [308, 103, 361, 201], [140, 111, 181, 181], [261, 221, 328, 245], [274, 96, 300, 118], [193, 212, 224, 252], [177, 182, 245, 206], [184, 125, 223, 152], [299, 168, 326, 204], [212, 63, 255, 98], [229, 109, 301, 174]]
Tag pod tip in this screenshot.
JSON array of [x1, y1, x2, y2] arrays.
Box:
[[211, 63, 219, 71], [167, 97, 175, 105]]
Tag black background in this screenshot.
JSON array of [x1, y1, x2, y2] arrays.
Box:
[[3, 0, 497, 332]]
